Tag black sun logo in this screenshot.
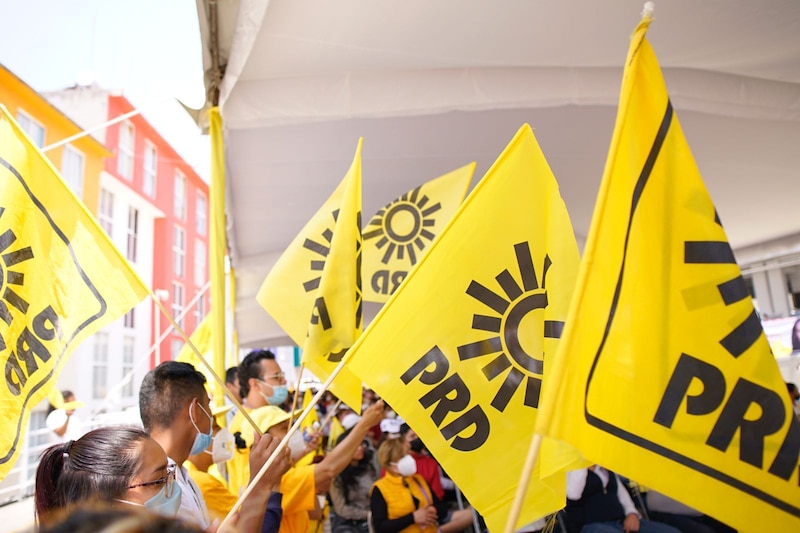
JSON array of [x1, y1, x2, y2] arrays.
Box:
[[456, 242, 563, 413], [0, 207, 34, 326], [363, 186, 441, 266]]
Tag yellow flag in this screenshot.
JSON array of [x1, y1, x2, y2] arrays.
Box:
[[209, 108, 227, 409], [346, 124, 581, 532], [535, 14, 800, 532], [257, 139, 363, 411], [0, 105, 149, 480], [177, 315, 223, 406], [362, 164, 474, 303]]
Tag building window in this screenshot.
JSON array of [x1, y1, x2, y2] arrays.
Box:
[[194, 239, 206, 286], [122, 336, 135, 397], [173, 226, 185, 277], [98, 189, 114, 236], [17, 110, 45, 147], [117, 120, 135, 180], [93, 332, 109, 399], [127, 206, 139, 262], [174, 170, 186, 220], [196, 191, 207, 236], [172, 282, 185, 329], [194, 295, 205, 326], [123, 308, 135, 329], [61, 145, 85, 197], [171, 339, 184, 360], [143, 141, 157, 197]]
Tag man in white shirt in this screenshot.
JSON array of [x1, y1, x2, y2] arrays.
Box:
[[140, 361, 290, 530], [565, 466, 679, 533]]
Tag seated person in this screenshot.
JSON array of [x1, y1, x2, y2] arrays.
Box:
[[565, 466, 680, 533], [370, 438, 473, 533], [35, 426, 181, 527], [646, 490, 735, 533], [400, 424, 445, 501]]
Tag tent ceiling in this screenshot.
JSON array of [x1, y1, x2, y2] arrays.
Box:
[[196, 0, 800, 348]]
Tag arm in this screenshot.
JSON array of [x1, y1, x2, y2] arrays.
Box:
[[236, 433, 292, 533], [370, 487, 415, 533], [46, 411, 69, 438], [260, 492, 283, 533], [566, 469, 589, 500], [315, 401, 385, 486], [614, 474, 641, 518]]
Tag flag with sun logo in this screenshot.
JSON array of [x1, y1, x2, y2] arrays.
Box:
[[362, 164, 475, 303], [0, 105, 149, 481], [534, 13, 800, 532], [257, 139, 364, 412], [345, 124, 583, 532]]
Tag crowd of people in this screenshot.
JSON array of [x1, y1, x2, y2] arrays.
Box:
[[32, 348, 740, 533]]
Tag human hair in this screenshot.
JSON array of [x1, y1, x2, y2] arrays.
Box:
[[788, 382, 798, 396], [333, 428, 375, 502], [48, 390, 74, 415], [237, 349, 276, 398], [792, 319, 800, 351], [225, 366, 239, 385], [139, 361, 207, 432], [377, 437, 405, 469], [38, 502, 203, 533], [35, 426, 149, 526]]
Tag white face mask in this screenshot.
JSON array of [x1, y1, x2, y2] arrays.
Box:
[[287, 430, 307, 457], [205, 427, 234, 464], [393, 454, 417, 477]]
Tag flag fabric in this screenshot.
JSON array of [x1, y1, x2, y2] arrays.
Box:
[[535, 14, 800, 531], [177, 315, 223, 406], [362, 164, 475, 303], [0, 105, 149, 480], [209, 108, 227, 409], [257, 139, 364, 411], [346, 124, 582, 532]]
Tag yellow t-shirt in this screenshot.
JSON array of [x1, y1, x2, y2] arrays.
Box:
[[184, 461, 238, 524], [279, 465, 316, 533]]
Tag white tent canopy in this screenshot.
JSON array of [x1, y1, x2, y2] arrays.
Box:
[[195, 0, 800, 348]]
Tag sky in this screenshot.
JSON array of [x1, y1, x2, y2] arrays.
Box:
[[0, 0, 210, 179]]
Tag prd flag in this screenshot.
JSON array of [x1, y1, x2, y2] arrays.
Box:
[[362, 164, 474, 303], [0, 105, 149, 480], [257, 139, 363, 411], [346, 125, 582, 532], [535, 13, 800, 532], [177, 315, 223, 406]]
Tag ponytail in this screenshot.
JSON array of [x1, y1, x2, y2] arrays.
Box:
[[35, 441, 71, 524]]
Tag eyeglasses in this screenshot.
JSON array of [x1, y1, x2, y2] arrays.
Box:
[[128, 464, 176, 498], [260, 371, 285, 382]]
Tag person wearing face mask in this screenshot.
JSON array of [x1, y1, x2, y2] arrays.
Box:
[[185, 406, 238, 523], [370, 438, 474, 533], [34, 426, 182, 527], [227, 349, 293, 494], [140, 361, 291, 532], [233, 399, 387, 533]]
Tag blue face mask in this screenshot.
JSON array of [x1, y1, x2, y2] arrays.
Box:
[[189, 401, 213, 456], [260, 383, 289, 406], [144, 481, 183, 517]]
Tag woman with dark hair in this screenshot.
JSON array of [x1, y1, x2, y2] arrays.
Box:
[[35, 426, 181, 527], [329, 429, 379, 533]]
